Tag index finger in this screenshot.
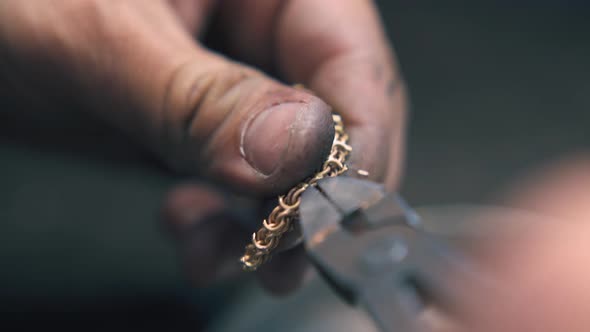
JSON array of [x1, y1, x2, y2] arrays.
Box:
[[276, 0, 407, 189]]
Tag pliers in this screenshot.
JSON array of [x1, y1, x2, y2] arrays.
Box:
[[299, 176, 494, 331]]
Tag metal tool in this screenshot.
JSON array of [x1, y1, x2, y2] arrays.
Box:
[[299, 176, 494, 332]]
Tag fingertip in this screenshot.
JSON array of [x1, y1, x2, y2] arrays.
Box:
[[180, 216, 245, 287], [269, 96, 334, 188], [256, 245, 309, 296], [161, 184, 225, 236], [161, 184, 250, 286], [238, 93, 335, 195]]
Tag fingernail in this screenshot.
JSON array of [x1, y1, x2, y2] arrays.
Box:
[[241, 102, 303, 176]]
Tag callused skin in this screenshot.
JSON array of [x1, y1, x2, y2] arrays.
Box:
[[3, 3, 590, 330], [0, 0, 405, 293]]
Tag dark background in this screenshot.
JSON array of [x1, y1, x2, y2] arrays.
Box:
[[1, 1, 588, 330]]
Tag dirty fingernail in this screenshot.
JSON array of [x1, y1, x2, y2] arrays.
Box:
[[241, 103, 302, 176]]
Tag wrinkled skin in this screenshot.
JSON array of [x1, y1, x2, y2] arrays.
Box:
[[3, 2, 589, 330], [0, 0, 406, 293]]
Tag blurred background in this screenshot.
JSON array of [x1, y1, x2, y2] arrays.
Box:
[[1, 1, 588, 330]]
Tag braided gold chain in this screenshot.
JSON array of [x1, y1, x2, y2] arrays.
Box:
[[240, 114, 352, 271]]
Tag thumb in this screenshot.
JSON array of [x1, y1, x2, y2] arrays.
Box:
[[161, 62, 335, 194], [1, 1, 334, 194]]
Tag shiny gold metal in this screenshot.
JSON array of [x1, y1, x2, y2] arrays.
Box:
[[357, 169, 370, 177], [240, 114, 351, 271]]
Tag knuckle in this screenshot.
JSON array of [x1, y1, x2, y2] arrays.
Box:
[[0, 0, 110, 64], [160, 61, 261, 171]]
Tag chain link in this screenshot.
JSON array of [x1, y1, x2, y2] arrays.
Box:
[[240, 114, 351, 271]]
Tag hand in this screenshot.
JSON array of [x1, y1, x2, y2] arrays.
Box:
[[434, 157, 590, 332], [470, 157, 590, 331], [0, 0, 406, 293]]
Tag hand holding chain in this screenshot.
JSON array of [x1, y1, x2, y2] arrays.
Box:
[[240, 113, 352, 271]]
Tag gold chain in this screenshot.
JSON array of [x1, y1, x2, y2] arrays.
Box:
[[240, 114, 352, 271]]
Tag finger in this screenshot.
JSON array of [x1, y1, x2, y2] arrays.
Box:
[[1, 0, 334, 195], [256, 245, 309, 295], [277, 0, 407, 188], [162, 184, 249, 285], [503, 155, 590, 220], [163, 183, 309, 293], [210, 0, 283, 68], [166, 0, 216, 35], [448, 157, 590, 331], [216, 0, 407, 188]]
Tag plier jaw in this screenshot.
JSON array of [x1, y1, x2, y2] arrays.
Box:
[[299, 177, 489, 332]]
